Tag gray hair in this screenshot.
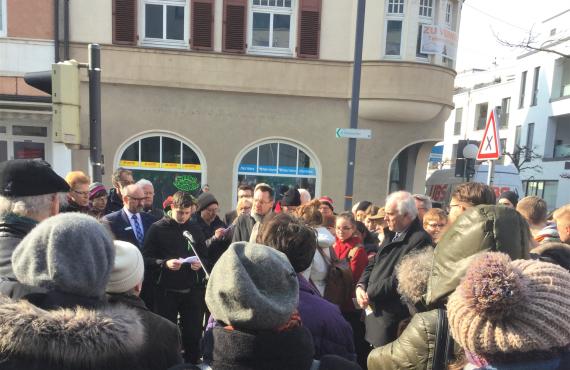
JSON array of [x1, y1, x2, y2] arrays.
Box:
[[136, 179, 153, 189], [386, 191, 418, 219], [0, 193, 58, 219], [413, 194, 432, 210]]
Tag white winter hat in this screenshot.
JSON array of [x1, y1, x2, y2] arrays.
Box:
[[106, 241, 144, 293]]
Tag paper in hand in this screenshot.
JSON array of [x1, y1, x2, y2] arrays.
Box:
[[178, 256, 200, 264]]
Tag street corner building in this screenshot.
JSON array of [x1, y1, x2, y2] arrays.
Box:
[[0, 0, 463, 211]]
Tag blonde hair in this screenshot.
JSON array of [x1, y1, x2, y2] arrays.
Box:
[[65, 171, 90, 189], [236, 197, 252, 213], [423, 208, 448, 227]]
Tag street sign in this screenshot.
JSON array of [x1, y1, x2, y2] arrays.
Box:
[[476, 110, 501, 160], [335, 128, 372, 139]]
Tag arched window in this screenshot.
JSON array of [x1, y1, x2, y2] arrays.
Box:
[[116, 132, 205, 209], [236, 139, 319, 201]]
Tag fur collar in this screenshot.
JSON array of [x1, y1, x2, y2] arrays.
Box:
[[0, 296, 144, 367]]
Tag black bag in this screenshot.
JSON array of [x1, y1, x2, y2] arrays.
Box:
[[431, 309, 454, 369], [318, 247, 355, 307]]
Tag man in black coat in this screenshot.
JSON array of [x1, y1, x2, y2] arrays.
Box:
[[356, 191, 431, 347], [104, 167, 134, 215], [142, 191, 208, 365]]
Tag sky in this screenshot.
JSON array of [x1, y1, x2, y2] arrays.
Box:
[[455, 0, 569, 72]]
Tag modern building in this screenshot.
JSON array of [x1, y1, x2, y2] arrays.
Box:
[[440, 8, 570, 210], [2, 0, 463, 212]]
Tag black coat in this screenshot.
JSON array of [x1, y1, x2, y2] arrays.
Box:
[[107, 293, 183, 369], [142, 216, 208, 290], [104, 188, 123, 215], [0, 215, 37, 279], [231, 214, 256, 243], [189, 213, 229, 268], [358, 217, 431, 347]]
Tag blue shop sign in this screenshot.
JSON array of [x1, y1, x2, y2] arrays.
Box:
[[238, 164, 257, 173], [298, 168, 316, 176], [278, 166, 297, 175], [258, 165, 278, 174]]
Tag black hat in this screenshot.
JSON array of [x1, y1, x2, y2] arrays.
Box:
[[0, 159, 70, 197], [197, 192, 218, 212], [498, 191, 519, 208], [281, 187, 301, 207]]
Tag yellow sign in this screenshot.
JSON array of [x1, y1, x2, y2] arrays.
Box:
[[182, 164, 201, 171], [119, 160, 139, 167], [141, 161, 160, 168], [162, 163, 182, 169]]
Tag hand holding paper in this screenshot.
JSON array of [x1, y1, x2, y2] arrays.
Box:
[[178, 256, 200, 264]]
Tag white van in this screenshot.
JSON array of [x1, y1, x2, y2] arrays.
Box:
[[426, 164, 523, 207]]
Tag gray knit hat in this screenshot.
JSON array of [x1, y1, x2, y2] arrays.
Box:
[[205, 242, 299, 330], [197, 192, 218, 212], [12, 213, 115, 298]]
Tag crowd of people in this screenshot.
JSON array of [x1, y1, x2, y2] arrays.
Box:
[[0, 158, 569, 370]]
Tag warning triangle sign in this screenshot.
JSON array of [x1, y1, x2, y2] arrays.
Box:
[[477, 110, 501, 160]]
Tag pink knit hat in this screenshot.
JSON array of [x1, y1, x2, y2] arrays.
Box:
[[447, 252, 570, 363]]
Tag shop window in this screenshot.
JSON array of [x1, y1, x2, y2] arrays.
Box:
[[117, 133, 205, 209], [0, 123, 49, 162], [523, 180, 558, 211], [236, 139, 319, 202]]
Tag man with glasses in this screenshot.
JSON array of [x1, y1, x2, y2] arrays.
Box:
[[60, 171, 91, 213], [102, 184, 158, 250], [137, 178, 164, 219], [232, 183, 275, 243], [448, 182, 496, 224], [104, 167, 134, 215], [224, 184, 253, 225], [190, 192, 229, 267]]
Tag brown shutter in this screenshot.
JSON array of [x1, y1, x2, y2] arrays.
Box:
[[113, 0, 138, 45], [297, 0, 322, 58], [223, 0, 247, 53], [191, 0, 214, 50]]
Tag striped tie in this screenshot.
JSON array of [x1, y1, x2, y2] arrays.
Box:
[[132, 214, 144, 245]]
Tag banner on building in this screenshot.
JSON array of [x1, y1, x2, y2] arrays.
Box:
[[420, 25, 458, 59]]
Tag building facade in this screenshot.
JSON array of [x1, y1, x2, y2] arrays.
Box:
[[2, 0, 462, 212], [441, 9, 570, 210]]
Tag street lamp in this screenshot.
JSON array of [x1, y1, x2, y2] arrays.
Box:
[[463, 143, 478, 182]]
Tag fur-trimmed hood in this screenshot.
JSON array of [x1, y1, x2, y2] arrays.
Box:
[[0, 296, 145, 370], [531, 241, 570, 271], [396, 246, 434, 309]]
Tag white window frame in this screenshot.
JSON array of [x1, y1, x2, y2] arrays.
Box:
[[140, 0, 188, 49], [419, 0, 434, 19], [0, 0, 7, 37], [248, 0, 296, 57], [444, 1, 453, 29], [384, 0, 405, 59], [232, 137, 321, 208], [0, 121, 52, 162]]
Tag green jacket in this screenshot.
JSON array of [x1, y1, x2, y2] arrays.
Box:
[[368, 205, 531, 370]]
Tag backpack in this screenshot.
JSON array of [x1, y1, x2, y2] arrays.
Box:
[[318, 247, 356, 307]]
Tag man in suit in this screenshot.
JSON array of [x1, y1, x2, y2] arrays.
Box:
[[102, 184, 157, 250], [356, 191, 431, 347]]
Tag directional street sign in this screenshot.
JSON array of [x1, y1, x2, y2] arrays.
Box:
[[476, 110, 501, 160], [335, 128, 372, 139]]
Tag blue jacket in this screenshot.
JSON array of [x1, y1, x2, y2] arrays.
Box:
[[297, 274, 357, 362], [102, 209, 157, 250]]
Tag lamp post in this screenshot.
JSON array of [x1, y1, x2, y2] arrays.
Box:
[[463, 143, 478, 182]]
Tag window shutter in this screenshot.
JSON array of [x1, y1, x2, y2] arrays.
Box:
[[223, 0, 247, 53], [191, 0, 214, 50], [113, 0, 138, 45], [297, 0, 322, 58]]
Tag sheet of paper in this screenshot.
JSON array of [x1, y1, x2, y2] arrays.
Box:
[[178, 256, 199, 264]]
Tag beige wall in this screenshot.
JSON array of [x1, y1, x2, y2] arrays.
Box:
[[320, 0, 355, 61], [7, 0, 54, 39], [69, 0, 112, 44]]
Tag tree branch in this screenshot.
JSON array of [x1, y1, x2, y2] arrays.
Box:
[[493, 29, 570, 59]]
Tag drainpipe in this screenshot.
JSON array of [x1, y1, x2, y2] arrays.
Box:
[[54, 0, 60, 62], [64, 0, 70, 60]]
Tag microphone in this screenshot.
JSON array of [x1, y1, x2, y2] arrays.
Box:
[[182, 231, 210, 279]]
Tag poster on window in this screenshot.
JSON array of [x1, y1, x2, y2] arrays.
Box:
[[420, 25, 458, 59]]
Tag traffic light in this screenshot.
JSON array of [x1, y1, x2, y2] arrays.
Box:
[[24, 60, 81, 147]]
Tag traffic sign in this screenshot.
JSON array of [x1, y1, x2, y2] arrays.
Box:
[[335, 128, 372, 139], [476, 110, 501, 160]]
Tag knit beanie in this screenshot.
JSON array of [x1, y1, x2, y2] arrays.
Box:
[[89, 181, 107, 200], [205, 242, 299, 331], [281, 187, 301, 207], [197, 192, 218, 212], [107, 240, 144, 293], [319, 196, 334, 211], [498, 191, 519, 208], [12, 213, 115, 298], [447, 252, 570, 361]]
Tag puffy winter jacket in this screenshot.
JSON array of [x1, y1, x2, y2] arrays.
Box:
[[368, 205, 531, 370]]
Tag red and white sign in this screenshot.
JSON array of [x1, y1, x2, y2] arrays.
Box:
[[477, 110, 501, 160]]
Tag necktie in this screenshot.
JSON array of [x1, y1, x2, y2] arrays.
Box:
[[132, 214, 144, 245], [392, 232, 401, 242]]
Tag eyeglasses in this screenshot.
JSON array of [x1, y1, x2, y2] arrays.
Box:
[[72, 189, 89, 196], [253, 199, 272, 205], [127, 195, 146, 202], [144, 191, 154, 196]]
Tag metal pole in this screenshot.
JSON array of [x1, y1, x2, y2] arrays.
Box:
[[88, 44, 103, 182], [63, 0, 70, 60], [487, 159, 495, 186], [344, 0, 366, 212], [54, 0, 60, 62]]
